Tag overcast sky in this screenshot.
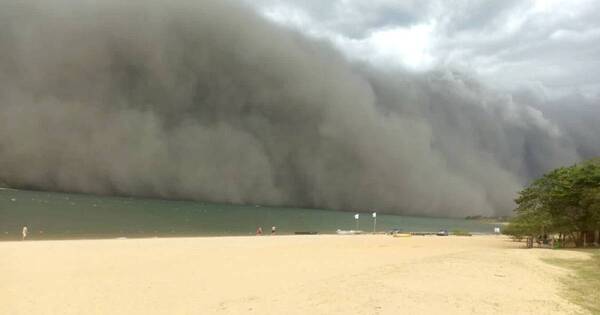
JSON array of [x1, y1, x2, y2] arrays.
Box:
[[245, 0, 600, 99]]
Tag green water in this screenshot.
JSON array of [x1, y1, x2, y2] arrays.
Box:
[[0, 188, 496, 240]]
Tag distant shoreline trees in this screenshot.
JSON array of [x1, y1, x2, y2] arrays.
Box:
[[504, 158, 600, 248]]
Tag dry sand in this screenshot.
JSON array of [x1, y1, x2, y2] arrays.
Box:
[[0, 235, 589, 314]]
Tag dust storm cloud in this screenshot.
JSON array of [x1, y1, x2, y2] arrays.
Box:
[[0, 0, 595, 216]]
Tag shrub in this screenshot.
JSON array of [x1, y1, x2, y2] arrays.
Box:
[[452, 229, 472, 236]]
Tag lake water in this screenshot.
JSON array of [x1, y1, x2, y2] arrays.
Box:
[[0, 188, 497, 240]]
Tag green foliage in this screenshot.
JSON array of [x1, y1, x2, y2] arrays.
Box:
[[505, 158, 600, 247], [501, 221, 526, 240], [451, 229, 472, 236]]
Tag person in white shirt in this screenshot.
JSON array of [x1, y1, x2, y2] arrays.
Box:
[[22, 226, 28, 240]]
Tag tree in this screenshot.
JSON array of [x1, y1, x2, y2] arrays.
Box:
[[506, 158, 600, 247]]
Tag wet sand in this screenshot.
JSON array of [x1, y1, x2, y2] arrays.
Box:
[[0, 235, 588, 314]]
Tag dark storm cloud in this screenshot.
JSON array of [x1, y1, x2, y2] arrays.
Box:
[[0, 0, 596, 217], [514, 89, 600, 160]]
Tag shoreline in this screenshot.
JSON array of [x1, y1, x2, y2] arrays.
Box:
[[0, 231, 498, 243]]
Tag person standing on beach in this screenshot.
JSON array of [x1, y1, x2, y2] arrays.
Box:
[[271, 226, 277, 235], [22, 225, 28, 240], [256, 227, 263, 235]]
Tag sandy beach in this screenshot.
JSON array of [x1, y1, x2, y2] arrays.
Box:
[[1, 235, 589, 314]]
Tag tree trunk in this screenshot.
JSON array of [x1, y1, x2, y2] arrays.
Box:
[[595, 230, 599, 247], [556, 233, 562, 249], [569, 232, 578, 247]]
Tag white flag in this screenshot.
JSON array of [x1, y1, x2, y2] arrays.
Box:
[[354, 213, 359, 220]]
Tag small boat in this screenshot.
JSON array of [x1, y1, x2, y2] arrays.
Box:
[[387, 228, 401, 235], [336, 229, 363, 235], [392, 233, 411, 237], [436, 230, 449, 236]]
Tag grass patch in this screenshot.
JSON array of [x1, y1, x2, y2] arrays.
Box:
[[451, 229, 472, 236], [543, 250, 600, 314]]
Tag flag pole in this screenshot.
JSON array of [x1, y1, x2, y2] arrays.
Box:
[[372, 211, 377, 233]]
